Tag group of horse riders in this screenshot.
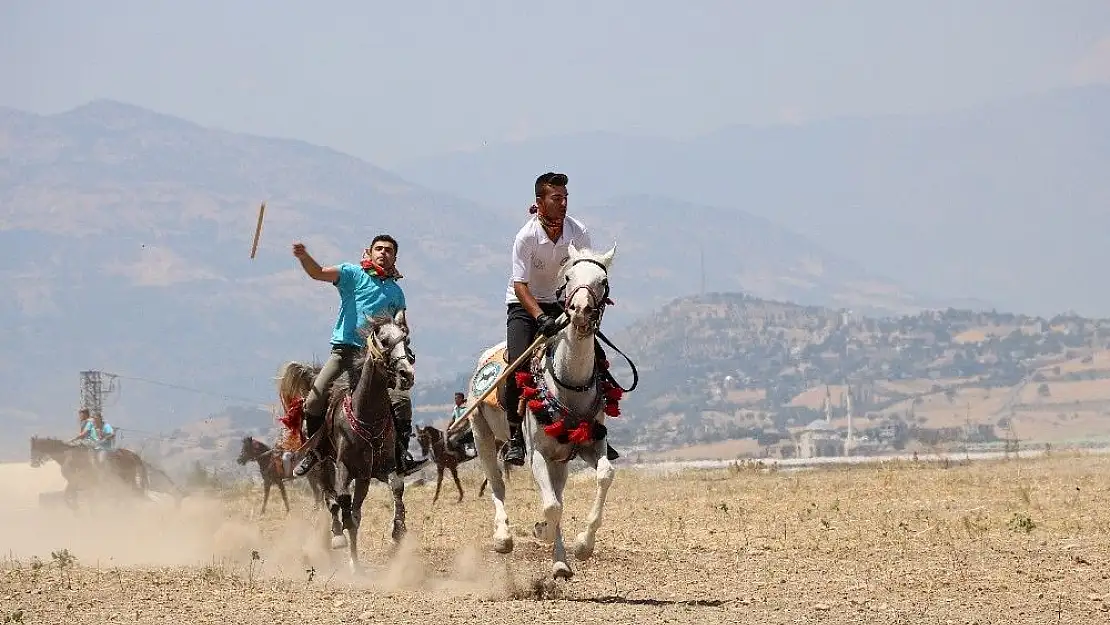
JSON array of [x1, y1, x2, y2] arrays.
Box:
[[287, 171, 618, 478]]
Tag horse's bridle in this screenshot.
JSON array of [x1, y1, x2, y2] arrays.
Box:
[[370, 327, 416, 389], [549, 257, 640, 396], [557, 257, 613, 334]]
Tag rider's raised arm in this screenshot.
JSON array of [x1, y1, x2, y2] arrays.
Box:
[[292, 242, 341, 283], [301, 258, 340, 283]]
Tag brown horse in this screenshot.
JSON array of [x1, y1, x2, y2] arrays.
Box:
[[236, 436, 323, 514], [415, 424, 517, 504], [415, 425, 485, 503], [29, 437, 148, 509]]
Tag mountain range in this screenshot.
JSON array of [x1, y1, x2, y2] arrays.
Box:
[[394, 85, 1110, 318], [1, 86, 1100, 459]]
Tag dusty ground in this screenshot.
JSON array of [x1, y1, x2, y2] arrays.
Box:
[[3, 453, 1110, 624]]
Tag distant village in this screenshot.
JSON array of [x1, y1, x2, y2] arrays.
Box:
[[759, 384, 1010, 460]]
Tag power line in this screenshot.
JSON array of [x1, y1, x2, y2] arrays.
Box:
[[108, 373, 272, 406]]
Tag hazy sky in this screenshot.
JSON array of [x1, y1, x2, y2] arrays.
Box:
[[2, 1, 1109, 165]]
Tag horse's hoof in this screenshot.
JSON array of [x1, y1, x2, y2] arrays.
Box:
[[391, 523, 406, 544], [572, 536, 594, 561], [491, 535, 514, 554], [552, 562, 573, 581], [330, 534, 348, 550]]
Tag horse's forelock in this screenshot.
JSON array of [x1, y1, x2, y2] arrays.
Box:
[[561, 251, 610, 293]]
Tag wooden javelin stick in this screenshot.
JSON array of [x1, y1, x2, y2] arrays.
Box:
[[445, 327, 557, 435], [250, 201, 266, 259]]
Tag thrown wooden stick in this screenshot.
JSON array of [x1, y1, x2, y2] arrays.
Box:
[[250, 201, 266, 259]]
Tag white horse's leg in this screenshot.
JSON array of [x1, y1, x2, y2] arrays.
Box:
[[549, 458, 572, 580], [527, 418, 573, 580], [472, 408, 513, 553], [530, 450, 562, 545], [571, 439, 615, 561]]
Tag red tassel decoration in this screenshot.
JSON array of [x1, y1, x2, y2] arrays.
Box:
[[280, 395, 305, 431], [515, 372, 533, 386], [543, 421, 567, 437], [522, 386, 539, 399], [605, 387, 623, 401], [604, 402, 621, 417], [527, 399, 545, 413], [568, 422, 593, 444]]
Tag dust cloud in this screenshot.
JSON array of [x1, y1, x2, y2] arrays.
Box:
[[1, 461, 271, 568], [0, 461, 518, 601]]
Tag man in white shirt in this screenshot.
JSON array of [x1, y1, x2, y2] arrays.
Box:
[[500, 172, 592, 465]]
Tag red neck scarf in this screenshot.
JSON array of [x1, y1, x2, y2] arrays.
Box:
[[360, 259, 390, 278]]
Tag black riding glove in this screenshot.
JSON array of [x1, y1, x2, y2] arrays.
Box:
[[537, 314, 561, 337]]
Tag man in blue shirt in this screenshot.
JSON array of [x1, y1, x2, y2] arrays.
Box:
[[290, 234, 428, 478], [444, 391, 476, 458], [92, 413, 116, 465]]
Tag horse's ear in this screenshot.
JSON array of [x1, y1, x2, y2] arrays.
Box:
[[600, 243, 617, 268], [393, 309, 408, 333]]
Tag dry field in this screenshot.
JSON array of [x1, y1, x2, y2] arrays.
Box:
[[3, 454, 1110, 624]]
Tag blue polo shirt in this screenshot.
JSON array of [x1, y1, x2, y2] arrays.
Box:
[[330, 263, 407, 347]]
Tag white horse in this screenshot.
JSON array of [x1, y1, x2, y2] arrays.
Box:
[[467, 243, 628, 580]]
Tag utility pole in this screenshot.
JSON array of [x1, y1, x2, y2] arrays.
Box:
[[699, 247, 705, 295], [79, 370, 119, 419]]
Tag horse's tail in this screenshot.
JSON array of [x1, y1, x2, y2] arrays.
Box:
[[276, 361, 318, 409]]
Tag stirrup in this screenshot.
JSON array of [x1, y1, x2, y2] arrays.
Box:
[[293, 450, 319, 477], [502, 440, 526, 466]]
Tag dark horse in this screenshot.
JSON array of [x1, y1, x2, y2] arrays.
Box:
[[30, 437, 149, 509], [416, 425, 512, 503], [276, 313, 416, 573], [236, 436, 323, 514]]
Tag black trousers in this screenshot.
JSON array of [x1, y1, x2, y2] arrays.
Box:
[[503, 302, 564, 424]]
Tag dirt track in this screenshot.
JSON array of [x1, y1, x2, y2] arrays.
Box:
[[3, 454, 1110, 624]]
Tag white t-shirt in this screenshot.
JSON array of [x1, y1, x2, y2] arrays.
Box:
[[505, 215, 592, 305]]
